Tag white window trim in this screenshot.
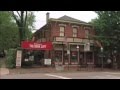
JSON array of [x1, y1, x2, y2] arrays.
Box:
[[59, 24, 66, 27], [73, 34, 77, 37], [72, 25, 79, 28], [84, 26, 91, 30]]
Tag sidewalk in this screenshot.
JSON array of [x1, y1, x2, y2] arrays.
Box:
[[8, 66, 120, 75], [9, 67, 58, 74], [0, 58, 9, 76], [1, 57, 120, 75], [0, 68, 9, 75]]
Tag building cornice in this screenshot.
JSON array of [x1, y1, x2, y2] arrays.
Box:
[[49, 18, 92, 26]]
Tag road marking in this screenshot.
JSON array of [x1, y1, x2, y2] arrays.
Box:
[[91, 75, 120, 79], [102, 72, 120, 75], [45, 74, 72, 79]]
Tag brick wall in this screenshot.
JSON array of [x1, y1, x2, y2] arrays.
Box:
[[50, 21, 95, 39], [34, 21, 95, 42]]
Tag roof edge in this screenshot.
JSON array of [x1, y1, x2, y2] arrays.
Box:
[[49, 18, 92, 26]]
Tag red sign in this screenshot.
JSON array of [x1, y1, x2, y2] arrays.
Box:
[[21, 41, 53, 50]]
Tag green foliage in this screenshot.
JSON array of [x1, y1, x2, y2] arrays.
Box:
[[5, 49, 16, 68], [0, 11, 35, 50], [10, 11, 35, 43], [0, 11, 19, 50], [91, 11, 120, 53]]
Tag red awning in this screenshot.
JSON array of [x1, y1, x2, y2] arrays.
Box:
[[21, 41, 53, 50]]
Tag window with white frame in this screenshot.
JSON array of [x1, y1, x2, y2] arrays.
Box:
[[73, 27, 77, 37], [85, 30, 89, 38], [60, 26, 65, 36]]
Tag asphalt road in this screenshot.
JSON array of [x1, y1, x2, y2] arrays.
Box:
[[1, 71, 120, 79]]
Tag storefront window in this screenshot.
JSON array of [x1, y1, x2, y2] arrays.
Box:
[[80, 52, 84, 64], [71, 51, 78, 62], [86, 52, 93, 63], [55, 51, 62, 62]]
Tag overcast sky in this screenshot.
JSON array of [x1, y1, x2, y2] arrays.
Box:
[[33, 11, 98, 31]]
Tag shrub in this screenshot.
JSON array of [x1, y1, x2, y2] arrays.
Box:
[[22, 61, 33, 67], [5, 49, 16, 69]]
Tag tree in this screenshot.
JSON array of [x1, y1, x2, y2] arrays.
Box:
[[90, 11, 120, 54], [10, 11, 35, 45], [0, 11, 19, 50]]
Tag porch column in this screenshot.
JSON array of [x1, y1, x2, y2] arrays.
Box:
[[84, 51, 86, 64], [93, 51, 94, 64], [52, 44, 55, 65], [78, 46, 80, 64], [77, 45, 80, 64], [68, 44, 71, 65], [62, 44, 64, 65]]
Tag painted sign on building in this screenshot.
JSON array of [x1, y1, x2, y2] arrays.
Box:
[[44, 59, 51, 65], [84, 43, 90, 51], [56, 37, 65, 42]]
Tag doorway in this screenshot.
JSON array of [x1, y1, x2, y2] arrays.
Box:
[[33, 50, 44, 66]]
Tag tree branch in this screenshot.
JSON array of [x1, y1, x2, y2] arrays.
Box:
[[21, 11, 24, 26], [16, 11, 21, 18], [24, 11, 28, 27], [11, 11, 20, 26]]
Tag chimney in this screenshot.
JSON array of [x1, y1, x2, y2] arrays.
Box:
[[46, 12, 50, 23]]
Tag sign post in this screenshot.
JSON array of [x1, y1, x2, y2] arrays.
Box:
[[16, 50, 22, 68]]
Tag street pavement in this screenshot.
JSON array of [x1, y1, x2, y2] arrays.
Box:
[[0, 57, 9, 76], [1, 71, 120, 79], [1, 57, 120, 79]]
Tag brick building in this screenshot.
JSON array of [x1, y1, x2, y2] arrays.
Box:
[[33, 12, 98, 67]]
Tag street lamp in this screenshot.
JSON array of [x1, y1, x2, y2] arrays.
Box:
[[100, 47, 104, 70], [101, 46, 103, 51], [64, 37, 70, 70], [77, 45, 80, 70]]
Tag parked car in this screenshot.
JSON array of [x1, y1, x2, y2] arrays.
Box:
[[0, 50, 5, 57]]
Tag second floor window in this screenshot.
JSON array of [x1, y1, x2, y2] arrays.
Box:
[[85, 30, 89, 38], [60, 26, 65, 36], [73, 28, 77, 37]]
